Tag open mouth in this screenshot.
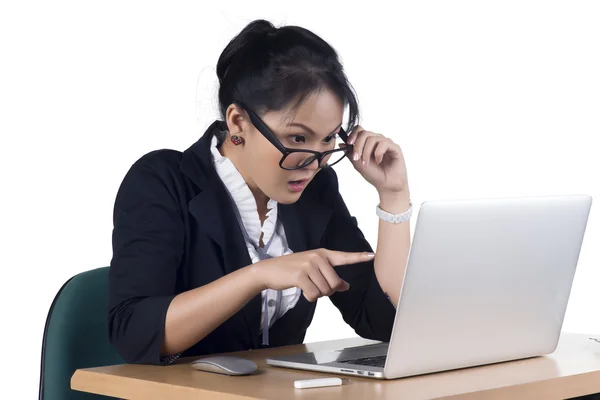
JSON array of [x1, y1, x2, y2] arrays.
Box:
[[288, 178, 309, 192], [288, 177, 310, 184]]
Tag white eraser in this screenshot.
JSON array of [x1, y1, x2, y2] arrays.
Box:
[[294, 377, 343, 389]]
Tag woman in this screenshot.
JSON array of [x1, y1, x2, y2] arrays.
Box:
[[108, 19, 412, 366]]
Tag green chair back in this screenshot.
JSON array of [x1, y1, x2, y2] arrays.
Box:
[[39, 267, 124, 399]]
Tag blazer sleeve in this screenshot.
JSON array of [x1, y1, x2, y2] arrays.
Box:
[[107, 151, 184, 365], [320, 169, 397, 342]]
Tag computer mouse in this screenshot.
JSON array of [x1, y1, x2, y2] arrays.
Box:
[[190, 355, 258, 376]]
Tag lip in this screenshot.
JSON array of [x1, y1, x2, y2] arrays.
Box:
[[288, 178, 309, 192]]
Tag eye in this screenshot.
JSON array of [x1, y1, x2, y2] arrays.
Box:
[[288, 134, 337, 145], [290, 135, 306, 144], [324, 134, 336, 144]]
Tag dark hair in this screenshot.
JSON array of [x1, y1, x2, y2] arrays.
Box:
[[215, 19, 359, 145]]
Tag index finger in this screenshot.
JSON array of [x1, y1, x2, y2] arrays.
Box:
[[319, 249, 375, 267]]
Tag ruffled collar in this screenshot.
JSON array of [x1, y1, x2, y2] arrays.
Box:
[[210, 135, 278, 248]]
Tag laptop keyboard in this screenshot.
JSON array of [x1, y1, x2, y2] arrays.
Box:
[[339, 355, 387, 367]]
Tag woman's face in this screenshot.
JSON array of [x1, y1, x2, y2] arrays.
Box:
[[225, 89, 345, 205]]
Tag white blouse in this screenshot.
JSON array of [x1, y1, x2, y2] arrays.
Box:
[[210, 135, 302, 336]]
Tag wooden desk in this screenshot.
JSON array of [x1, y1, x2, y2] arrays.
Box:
[[72, 333, 600, 399]]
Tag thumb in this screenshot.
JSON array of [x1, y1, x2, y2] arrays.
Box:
[[339, 143, 363, 171], [338, 280, 350, 291]]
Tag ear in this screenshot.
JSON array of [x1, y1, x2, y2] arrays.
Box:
[[225, 104, 249, 137]]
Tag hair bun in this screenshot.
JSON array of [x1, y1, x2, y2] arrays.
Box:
[[244, 19, 276, 37], [216, 19, 277, 84]]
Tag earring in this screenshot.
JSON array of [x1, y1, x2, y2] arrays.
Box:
[[231, 135, 244, 146]]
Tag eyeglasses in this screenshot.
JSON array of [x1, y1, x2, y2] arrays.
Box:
[[238, 102, 354, 171]]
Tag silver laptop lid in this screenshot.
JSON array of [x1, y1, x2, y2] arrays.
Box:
[[385, 194, 592, 379]]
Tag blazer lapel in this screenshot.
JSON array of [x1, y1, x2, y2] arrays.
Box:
[[181, 124, 249, 266], [181, 122, 262, 346]]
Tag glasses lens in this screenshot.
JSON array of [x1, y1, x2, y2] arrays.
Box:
[[281, 149, 349, 170], [321, 149, 348, 167], [281, 152, 317, 170]]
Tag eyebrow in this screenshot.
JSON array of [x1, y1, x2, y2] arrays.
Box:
[[287, 122, 342, 137]]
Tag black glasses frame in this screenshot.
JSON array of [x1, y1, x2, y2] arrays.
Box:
[[237, 102, 354, 170]]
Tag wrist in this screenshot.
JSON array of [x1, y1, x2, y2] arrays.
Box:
[[246, 262, 268, 293], [378, 190, 411, 213]]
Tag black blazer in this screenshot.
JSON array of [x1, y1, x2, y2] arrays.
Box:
[[108, 120, 396, 365]]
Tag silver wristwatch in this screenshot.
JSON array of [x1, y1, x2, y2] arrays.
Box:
[[376, 200, 413, 224]]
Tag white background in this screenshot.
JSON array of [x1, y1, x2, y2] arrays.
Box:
[[1, 1, 599, 397]]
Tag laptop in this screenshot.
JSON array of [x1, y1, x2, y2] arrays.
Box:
[[266, 194, 593, 379]]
